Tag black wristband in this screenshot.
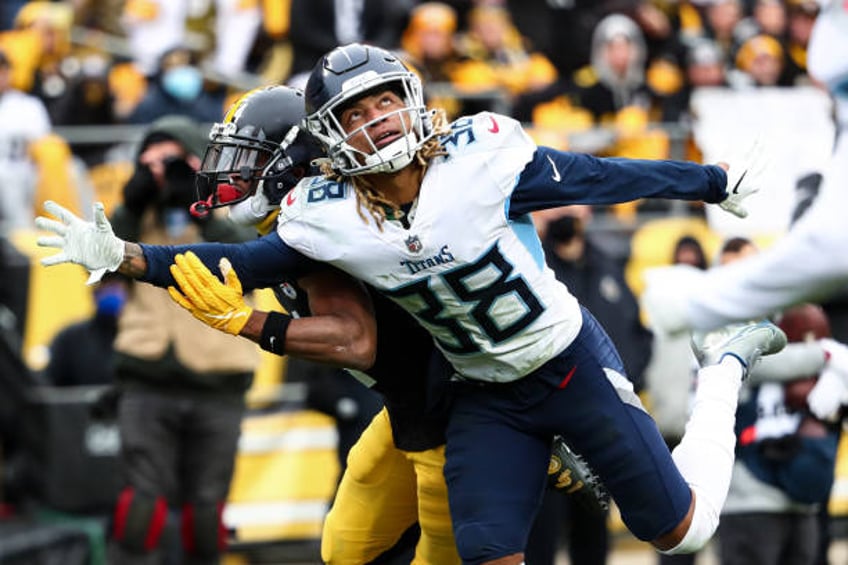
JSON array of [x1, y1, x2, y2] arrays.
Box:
[[259, 311, 292, 355]]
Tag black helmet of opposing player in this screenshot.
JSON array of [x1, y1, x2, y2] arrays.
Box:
[[191, 85, 322, 218], [304, 43, 434, 176]]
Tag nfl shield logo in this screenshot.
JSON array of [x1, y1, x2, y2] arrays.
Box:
[[405, 235, 423, 253]]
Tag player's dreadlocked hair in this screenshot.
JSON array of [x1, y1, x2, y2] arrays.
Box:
[[319, 109, 451, 229]]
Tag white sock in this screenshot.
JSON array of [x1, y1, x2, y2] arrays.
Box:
[[664, 357, 743, 553]]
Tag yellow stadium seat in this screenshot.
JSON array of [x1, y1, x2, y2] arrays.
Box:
[[226, 410, 339, 543], [9, 229, 93, 371], [830, 433, 848, 517], [625, 217, 722, 298]]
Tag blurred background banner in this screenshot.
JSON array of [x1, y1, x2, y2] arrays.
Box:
[[693, 86, 835, 238]]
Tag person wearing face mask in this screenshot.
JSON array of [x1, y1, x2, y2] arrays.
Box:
[[126, 45, 227, 125], [526, 205, 653, 565], [44, 271, 131, 387], [537, 205, 653, 393]]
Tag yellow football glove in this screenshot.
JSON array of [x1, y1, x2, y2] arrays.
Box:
[[167, 251, 253, 336]]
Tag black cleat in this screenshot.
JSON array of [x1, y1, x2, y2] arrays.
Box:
[[547, 435, 610, 515]]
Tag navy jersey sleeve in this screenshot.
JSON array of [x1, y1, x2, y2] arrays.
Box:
[[139, 232, 323, 291], [508, 146, 728, 217]]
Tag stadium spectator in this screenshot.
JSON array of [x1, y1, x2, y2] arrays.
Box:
[[732, 33, 787, 87], [120, 0, 261, 80], [44, 271, 130, 387], [0, 1, 74, 94], [0, 47, 51, 231], [783, 0, 819, 85], [398, 2, 461, 85], [672, 234, 709, 270], [287, 0, 413, 80], [450, 4, 558, 105], [104, 115, 257, 565], [526, 204, 652, 565], [125, 45, 227, 125], [702, 0, 746, 61], [397, 2, 468, 120], [713, 238, 840, 565]]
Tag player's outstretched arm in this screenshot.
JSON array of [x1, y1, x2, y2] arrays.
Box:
[[169, 252, 377, 370], [36, 200, 149, 283], [511, 147, 767, 219]]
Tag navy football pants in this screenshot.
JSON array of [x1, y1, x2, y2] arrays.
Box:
[[444, 307, 692, 564]]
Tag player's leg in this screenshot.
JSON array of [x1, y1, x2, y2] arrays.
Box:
[[408, 445, 461, 564], [535, 310, 785, 553], [529, 312, 695, 546], [444, 401, 551, 565], [180, 395, 245, 564], [108, 390, 181, 565], [322, 408, 419, 564], [659, 321, 788, 553]]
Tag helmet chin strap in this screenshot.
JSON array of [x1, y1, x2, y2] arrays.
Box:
[[360, 131, 418, 174]]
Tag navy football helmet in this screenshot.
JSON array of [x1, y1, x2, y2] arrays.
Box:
[[303, 43, 434, 176], [191, 85, 322, 218]]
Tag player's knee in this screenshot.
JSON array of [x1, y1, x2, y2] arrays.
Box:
[[657, 488, 719, 555], [180, 502, 227, 558], [111, 487, 168, 553]]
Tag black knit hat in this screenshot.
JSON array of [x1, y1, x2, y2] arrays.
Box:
[[137, 114, 208, 159]]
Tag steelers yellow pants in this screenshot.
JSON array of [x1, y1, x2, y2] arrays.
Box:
[[321, 407, 460, 564]]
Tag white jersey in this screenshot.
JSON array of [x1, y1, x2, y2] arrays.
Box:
[[808, 0, 848, 126], [277, 113, 582, 382], [0, 89, 50, 229]]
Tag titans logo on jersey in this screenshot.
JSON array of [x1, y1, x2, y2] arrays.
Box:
[[277, 112, 582, 383]]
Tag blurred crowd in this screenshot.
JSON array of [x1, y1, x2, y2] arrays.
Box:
[[0, 0, 825, 233], [0, 1, 840, 564]]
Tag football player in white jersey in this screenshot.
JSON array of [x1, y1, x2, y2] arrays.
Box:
[[36, 44, 787, 564], [192, 83, 605, 564], [642, 0, 848, 338]]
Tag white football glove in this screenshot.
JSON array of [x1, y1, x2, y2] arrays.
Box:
[[820, 337, 848, 372], [35, 200, 125, 285], [717, 136, 770, 219], [807, 366, 848, 422], [806, 338, 848, 421]]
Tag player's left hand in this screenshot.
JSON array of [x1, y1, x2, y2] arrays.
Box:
[[717, 137, 769, 219], [167, 251, 253, 336]]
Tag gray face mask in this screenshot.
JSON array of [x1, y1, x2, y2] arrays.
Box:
[[162, 66, 203, 101]]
